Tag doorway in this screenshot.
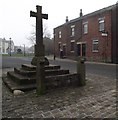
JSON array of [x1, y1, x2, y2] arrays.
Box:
[[63, 45, 66, 57], [77, 43, 86, 57]]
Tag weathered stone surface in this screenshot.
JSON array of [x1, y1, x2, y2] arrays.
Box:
[[3, 72, 79, 92], [14, 68, 36, 76], [3, 58, 80, 92], [2, 76, 36, 92], [22, 64, 60, 71], [31, 57, 49, 66], [13, 90, 24, 96], [36, 57, 46, 95], [77, 57, 86, 86], [7, 71, 36, 85], [30, 6, 48, 64], [22, 64, 36, 71]]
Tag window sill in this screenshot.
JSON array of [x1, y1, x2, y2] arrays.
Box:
[[92, 50, 99, 53], [70, 35, 75, 37], [84, 32, 88, 35], [99, 30, 105, 32]]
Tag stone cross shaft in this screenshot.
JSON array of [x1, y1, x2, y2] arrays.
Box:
[[30, 5, 48, 57]]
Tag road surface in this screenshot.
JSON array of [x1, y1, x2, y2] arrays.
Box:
[[2, 56, 116, 79]]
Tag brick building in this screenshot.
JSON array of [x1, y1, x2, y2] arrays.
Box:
[[54, 3, 118, 63]]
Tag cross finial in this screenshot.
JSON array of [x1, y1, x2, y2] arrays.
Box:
[[30, 5, 48, 57]]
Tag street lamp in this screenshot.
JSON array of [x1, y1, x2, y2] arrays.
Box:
[[23, 44, 25, 56], [53, 33, 56, 60], [9, 38, 11, 56]]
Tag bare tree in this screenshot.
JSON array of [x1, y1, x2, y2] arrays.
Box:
[[27, 24, 51, 45], [43, 24, 51, 38], [27, 24, 53, 55], [27, 25, 36, 45]]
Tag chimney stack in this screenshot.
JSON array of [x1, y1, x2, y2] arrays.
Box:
[[80, 9, 83, 17], [66, 16, 69, 22]]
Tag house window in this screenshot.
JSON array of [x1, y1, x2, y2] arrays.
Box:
[[99, 19, 105, 32], [71, 40, 75, 51], [83, 23, 88, 34], [71, 25, 75, 36], [92, 40, 99, 52], [59, 31, 61, 38]]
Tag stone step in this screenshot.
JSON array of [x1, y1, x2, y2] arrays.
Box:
[[7, 71, 36, 85], [14, 67, 69, 77], [3, 73, 79, 92], [22, 64, 60, 71], [45, 69, 69, 76], [3, 77, 36, 92], [45, 65, 61, 70], [14, 68, 36, 77], [21, 64, 36, 71], [46, 73, 79, 89], [8, 68, 70, 85]]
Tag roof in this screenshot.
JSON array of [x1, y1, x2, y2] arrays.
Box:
[[54, 4, 115, 29]]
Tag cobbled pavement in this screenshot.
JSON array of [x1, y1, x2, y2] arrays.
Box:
[[1, 68, 117, 119]]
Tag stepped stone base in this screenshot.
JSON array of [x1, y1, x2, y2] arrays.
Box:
[[3, 64, 79, 92], [3, 73, 78, 92]]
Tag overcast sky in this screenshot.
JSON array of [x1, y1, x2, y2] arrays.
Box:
[[0, 0, 117, 47]]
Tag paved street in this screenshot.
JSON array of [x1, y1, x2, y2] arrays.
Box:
[[2, 56, 32, 68], [2, 56, 116, 79], [49, 57, 116, 79], [1, 56, 117, 118]]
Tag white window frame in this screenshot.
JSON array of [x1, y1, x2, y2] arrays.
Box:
[[99, 19, 105, 32], [71, 25, 75, 37], [92, 40, 99, 52], [83, 22, 88, 34], [59, 31, 61, 38]]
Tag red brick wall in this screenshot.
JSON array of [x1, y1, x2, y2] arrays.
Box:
[[54, 20, 82, 58], [54, 6, 113, 62], [82, 10, 112, 62]]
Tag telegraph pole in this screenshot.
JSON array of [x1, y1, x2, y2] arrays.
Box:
[[9, 38, 11, 56], [53, 33, 56, 60], [23, 44, 25, 56]]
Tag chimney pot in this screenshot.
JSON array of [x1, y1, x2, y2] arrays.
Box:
[[80, 9, 83, 17], [66, 16, 69, 22]]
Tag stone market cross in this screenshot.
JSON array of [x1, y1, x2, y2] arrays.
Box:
[[30, 5, 48, 57], [30, 5, 48, 95]]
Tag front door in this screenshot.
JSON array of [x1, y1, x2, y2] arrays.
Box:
[[77, 43, 86, 57], [77, 44, 81, 56], [82, 43, 86, 57], [63, 45, 66, 57]]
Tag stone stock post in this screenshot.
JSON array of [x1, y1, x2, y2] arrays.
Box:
[[36, 58, 45, 95], [77, 56, 86, 86]]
